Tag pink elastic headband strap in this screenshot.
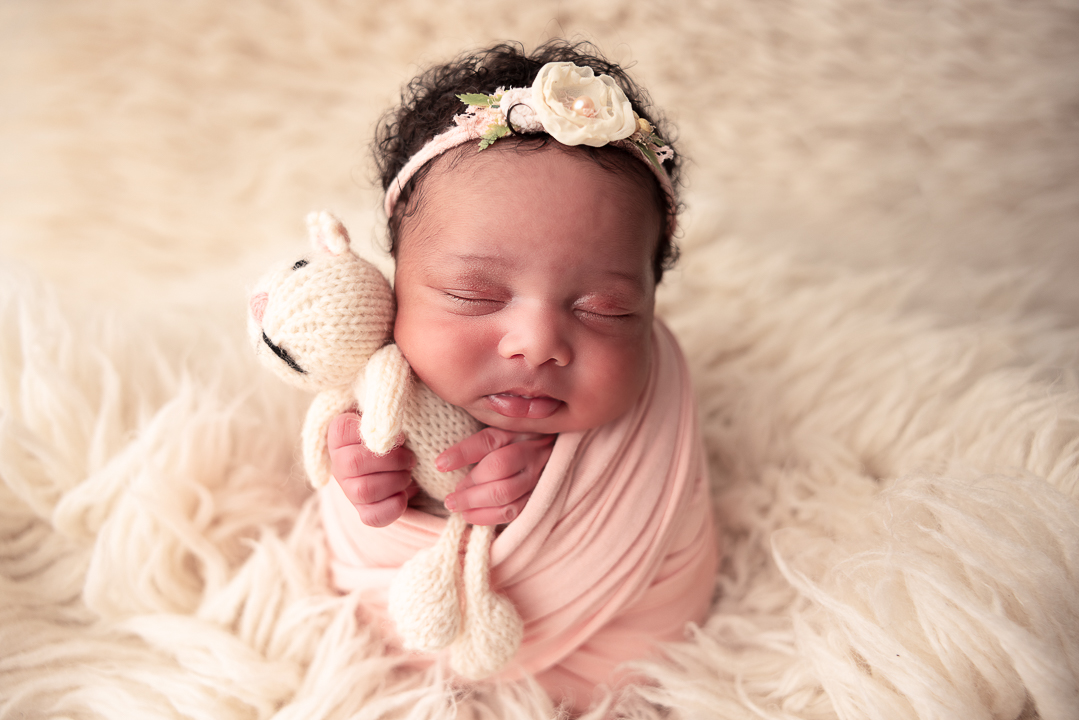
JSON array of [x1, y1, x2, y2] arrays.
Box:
[[384, 123, 478, 218]]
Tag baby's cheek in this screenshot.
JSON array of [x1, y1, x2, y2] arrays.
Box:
[[577, 341, 651, 426], [391, 307, 434, 376], [395, 313, 478, 398]]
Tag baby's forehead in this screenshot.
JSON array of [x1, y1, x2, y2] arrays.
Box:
[[402, 143, 663, 239], [427, 141, 654, 194], [394, 151, 660, 297]]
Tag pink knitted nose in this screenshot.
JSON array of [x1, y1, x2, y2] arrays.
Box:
[[250, 292, 268, 324]]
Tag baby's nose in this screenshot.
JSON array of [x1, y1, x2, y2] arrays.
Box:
[[497, 306, 572, 368], [249, 292, 268, 324]]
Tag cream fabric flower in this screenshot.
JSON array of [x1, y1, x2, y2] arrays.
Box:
[[530, 62, 637, 147]]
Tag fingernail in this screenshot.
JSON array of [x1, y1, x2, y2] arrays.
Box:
[[444, 495, 457, 512], [435, 455, 448, 472], [504, 506, 517, 522]]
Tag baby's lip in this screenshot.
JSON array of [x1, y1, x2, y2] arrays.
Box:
[[484, 392, 563, 419]]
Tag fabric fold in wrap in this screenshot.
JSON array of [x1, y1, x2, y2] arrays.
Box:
[[319, 320, 717, 699]]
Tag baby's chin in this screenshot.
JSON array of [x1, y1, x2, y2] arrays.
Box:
[[464, 402, 624, 435], [466, 408, 569, 435]]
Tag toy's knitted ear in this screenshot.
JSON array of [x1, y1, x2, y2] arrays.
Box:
[[305, 210, 352, 256]]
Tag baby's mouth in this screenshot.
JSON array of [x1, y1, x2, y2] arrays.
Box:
[[484, 393, 563, 419]]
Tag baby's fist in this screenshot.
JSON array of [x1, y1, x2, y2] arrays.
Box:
[[438, 428, 555, 526], [328, 412, 417, 528]]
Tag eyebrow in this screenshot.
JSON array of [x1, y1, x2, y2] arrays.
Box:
[[445, 252, 649, 288], [428, 254, 517, 281], [447, 253, 514, 267]]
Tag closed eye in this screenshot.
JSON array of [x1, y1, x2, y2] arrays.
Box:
[[573, 289, 644, 321], [262, 332, 306, 374], [574, 309, 636, 327], [443, 292, 504, 315], [572, 298, 642, 330], [574, 302, 636, 320], [292, 259, 308, 271]]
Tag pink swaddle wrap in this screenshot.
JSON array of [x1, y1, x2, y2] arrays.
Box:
[[319, 320, 717, 704]]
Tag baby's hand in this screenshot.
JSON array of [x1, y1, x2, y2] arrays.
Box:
[[327, 412, 417, 528], [437, 428, 555, 526]]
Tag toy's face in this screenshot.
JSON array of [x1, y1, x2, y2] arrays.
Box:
[[249, 251, 395, 391], [393, 144, 658, 434]]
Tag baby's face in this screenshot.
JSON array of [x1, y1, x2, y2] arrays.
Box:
[[392, 144, 661, 434]]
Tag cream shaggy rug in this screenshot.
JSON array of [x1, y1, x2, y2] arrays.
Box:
[[2, 1, 1078, 718]]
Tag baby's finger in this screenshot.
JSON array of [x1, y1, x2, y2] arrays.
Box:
[[327, 412, 362, 451], [455, 436, 553, 491], [333, 443, 415, 481], [460, 493, 530, 526], [337, 470, 414, 506], [353, 491, 410, 528], [436, 427, 513, 472], [445, 470, 536, 513], [436, 427, 549, 472]]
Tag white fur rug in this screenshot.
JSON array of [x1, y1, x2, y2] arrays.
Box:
[[2, 1, 1078, 718]]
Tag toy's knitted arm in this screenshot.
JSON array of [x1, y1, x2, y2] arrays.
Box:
[[301, 387, 357, 488], [360, 343, 413, 456]]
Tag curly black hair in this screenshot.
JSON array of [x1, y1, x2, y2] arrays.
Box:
[[373, 39, 682, 281]]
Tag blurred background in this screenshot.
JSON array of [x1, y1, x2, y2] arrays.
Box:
[[2, 0, 1077, 327]]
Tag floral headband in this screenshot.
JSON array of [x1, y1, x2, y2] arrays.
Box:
[[383, 61, 675, 219]]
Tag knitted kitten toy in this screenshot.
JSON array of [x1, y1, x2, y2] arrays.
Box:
[[247, 210, 523, 679]]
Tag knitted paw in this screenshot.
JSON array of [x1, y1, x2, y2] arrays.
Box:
[[449, 524, 524, 679], [360, 344, 411, 455], [387, 513, 467, 651]]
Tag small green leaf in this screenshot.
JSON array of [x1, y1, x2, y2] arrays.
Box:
[[634, 140, 662, 168], [458, 93, 496, 107], [478, 124, 510, 150]]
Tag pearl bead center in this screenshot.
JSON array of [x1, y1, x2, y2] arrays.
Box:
[[571, 96, 596, 114]]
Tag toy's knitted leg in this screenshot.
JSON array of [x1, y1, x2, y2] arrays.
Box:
[[450, 524, 524, 679], [388, 512, 466, 652]]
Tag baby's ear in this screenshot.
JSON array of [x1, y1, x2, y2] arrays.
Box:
[[305, 210, 352, 257]]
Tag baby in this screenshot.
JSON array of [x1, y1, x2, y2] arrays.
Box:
[[319, 40, 717, 712]]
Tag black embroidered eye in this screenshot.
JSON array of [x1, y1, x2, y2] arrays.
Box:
[[262, 332, 306, 374], [292, 259, 309, 271]]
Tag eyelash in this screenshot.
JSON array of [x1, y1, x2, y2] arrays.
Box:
[[576, 307, 634, 323], [444, 293, 503, 311], [444, 292, 633, 321]]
